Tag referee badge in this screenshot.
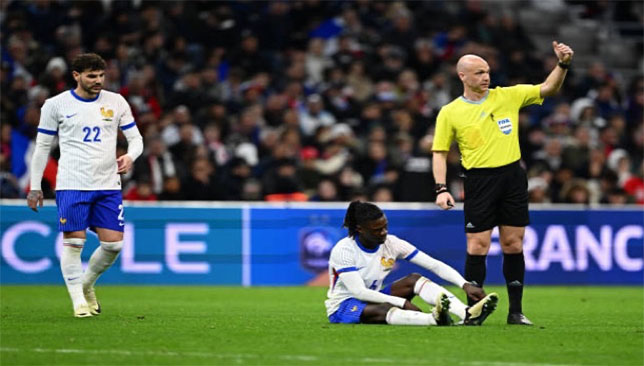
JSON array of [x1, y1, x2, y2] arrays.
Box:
[[496, 118, 512, 135]]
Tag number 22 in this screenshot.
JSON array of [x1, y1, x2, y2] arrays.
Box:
[[82, 126, 101, 142]]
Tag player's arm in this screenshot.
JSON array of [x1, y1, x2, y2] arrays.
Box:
[[117, 124, 143, 174], [339, 270, 407, 308], [28, 101, 58, 212], [116, 97, 143, 174], [409, 251, 485, 301], [540, 41, 574, 98]]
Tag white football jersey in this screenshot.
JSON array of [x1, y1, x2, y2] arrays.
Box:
[[37, 90, 136, 190], [325, 234, 418, 316]]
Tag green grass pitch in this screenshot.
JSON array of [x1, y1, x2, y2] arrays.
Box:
[[1, 285, 642, 365]]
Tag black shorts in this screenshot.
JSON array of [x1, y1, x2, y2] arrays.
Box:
[[462, 160, 529, 233]]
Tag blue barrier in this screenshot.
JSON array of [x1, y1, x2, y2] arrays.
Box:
[[1, 202, 642, 285]]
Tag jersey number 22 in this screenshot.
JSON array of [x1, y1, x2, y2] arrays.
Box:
[[82, 126, 101, 142]]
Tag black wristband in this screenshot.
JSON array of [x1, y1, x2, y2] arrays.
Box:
[[557, 61, 570, 69], [435, 183, 447, 192]]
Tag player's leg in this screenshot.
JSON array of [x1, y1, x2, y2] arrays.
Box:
[[388, 273, 422, 300], [56, 191, 92, 317], [410, 275, 467, 321], [499, 225, 532, 325], [363, 303, 447, 326], [82, 191, 125, 315], [463, 292, 499, 326]]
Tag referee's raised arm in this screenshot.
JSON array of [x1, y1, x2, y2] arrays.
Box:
[[540, 41, 574, 98]]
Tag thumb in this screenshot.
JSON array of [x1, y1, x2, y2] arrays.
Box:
[[552, 40, 558, 48]]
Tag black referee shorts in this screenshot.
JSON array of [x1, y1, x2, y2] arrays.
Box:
[[462, 160, 529, 233]]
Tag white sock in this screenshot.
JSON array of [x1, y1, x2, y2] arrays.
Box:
[[414, 277, 468, 320], [61, 238, 86, 309], [386, 307, 437, 326], [82, 241, 123, 290]]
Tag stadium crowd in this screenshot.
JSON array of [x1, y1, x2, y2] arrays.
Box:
[[1, 0, 642, 204]]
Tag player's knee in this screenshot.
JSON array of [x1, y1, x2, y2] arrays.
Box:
[[373, 304, 395, 323], [100, 240, 123, 253], [62, 238, 85, 254], [406, 273, 423, 286]]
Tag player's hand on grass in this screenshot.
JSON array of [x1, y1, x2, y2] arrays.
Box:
[[117, 154, 133, 174], [552, 41, 574, 64], [463, 282, 486, 302], [402, 300, 422, 312], [27, 190, 44, 212], [435, 191, 455, 210]]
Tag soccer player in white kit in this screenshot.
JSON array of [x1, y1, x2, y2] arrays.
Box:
[[27, 53, 143, 318], [326, 201, 498, 326]]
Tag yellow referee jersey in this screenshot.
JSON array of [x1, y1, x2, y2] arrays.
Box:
[[432, 84, 543, 169]]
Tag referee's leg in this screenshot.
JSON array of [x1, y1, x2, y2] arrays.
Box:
[[499, 225, 533, 325], [465, 230, 493, 306]]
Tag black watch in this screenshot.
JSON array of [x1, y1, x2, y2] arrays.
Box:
[[435, 183, 447, 191]]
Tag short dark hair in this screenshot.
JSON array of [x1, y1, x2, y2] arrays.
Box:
[[71, 53, 106, 73], [342, 200, 384, 238]]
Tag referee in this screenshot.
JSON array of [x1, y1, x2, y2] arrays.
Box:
[[432, 41, 574, 325]]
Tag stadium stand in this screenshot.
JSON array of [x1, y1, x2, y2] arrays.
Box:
[[1, 0, 642, 204]]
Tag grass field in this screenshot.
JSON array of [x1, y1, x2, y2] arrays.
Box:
[[1, 285, 642, 366]]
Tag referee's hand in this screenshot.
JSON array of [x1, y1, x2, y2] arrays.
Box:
[[436, 192, 455, 210]]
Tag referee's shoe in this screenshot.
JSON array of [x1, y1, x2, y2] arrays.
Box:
[[507, 313, 533, 325]]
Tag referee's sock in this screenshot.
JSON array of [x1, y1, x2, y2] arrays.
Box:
[[464, 254, 487, 306], [503, 252, 525, 314]]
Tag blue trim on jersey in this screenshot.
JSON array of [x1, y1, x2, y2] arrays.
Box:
[[459, 90, 489, 104], [37, 128, 57, 135], [120, 121, 136, 130], [336, 267, 357, 274], [70, 89, 100, 102], [404, 249, 419, 261], [355, 237, 379, 253]]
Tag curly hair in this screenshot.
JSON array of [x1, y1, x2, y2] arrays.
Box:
[[342, 200, 383, 238], [71, 53, 106, 73]]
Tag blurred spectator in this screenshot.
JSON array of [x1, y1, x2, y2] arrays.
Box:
[[158, 176, 185, 201], [263, 158, 307, 201], [310, 177, 340, 202], [133, 135, 182, 195], [528, 177, 550, 204], [183, 158, 221, 200], [124, 178, 158, 201], [219, 157, 253, 201], [299, 94, 336, 137], [560, 179, 591, 205]]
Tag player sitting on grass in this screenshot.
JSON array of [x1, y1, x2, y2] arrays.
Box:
[[325, 201, 498, 326]]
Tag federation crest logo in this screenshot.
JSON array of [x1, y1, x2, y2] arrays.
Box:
[[100, 107, 114, 121], [380, 257, 395, 269], [496, 118, 512, 135], [59, 218, 67, 224]]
